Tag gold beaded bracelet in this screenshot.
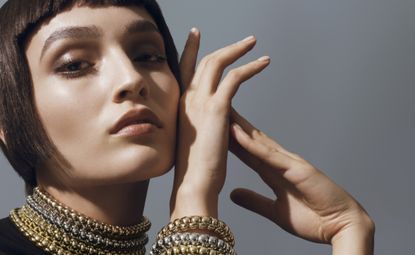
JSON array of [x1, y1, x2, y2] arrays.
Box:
[[156, 216, 235, 247], [160, 244, 232, 255]]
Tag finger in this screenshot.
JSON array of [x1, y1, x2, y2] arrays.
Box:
[[230, 188, 276, 222], [230, 122, 293, 171], [229, 133, 281, 190], [195, 35, 257, 95], [231, 121, 326, 198], [217, 56, 271, 101], [231, 121, 319, 187], [179, 27, 201, 90], [230, 108, 303, 161], [231, 188, 312, 237]]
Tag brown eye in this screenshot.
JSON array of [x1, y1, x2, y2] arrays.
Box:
[[55, 60, 95, 79], [65, 61, 90, 71], [58, 60, 91, 72]]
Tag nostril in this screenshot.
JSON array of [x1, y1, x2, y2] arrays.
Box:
[[119, 90, 127, 98], [139, 87, 148, 97], [119, 88, 147, 99]]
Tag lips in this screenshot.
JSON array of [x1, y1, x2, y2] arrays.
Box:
[[110, 107, 163, 135]]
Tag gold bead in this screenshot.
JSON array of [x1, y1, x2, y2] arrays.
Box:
[[10, 189, 150, 255], [199, 247, 209, 255], [173, 246, 180, 254]]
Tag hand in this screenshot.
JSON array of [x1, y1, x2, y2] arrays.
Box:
[[170, 28, 271, 220], [229, 109, 375, 248]]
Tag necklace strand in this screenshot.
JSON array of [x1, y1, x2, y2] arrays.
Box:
[[9, 187, 150, 255]]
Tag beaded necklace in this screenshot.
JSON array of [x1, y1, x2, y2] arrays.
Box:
[[9, 187, 151, 255]]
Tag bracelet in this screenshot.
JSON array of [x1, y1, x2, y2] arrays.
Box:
[[156, 244, 235, 255], [150, 232, 235, 255], [156, 216, 235, 247]]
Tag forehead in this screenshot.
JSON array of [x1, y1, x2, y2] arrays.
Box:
[[26, 5, 158, 53]]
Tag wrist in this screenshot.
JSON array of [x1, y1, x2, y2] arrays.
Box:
[[331, 215, 375, 255], [170, 185, 219, 221]]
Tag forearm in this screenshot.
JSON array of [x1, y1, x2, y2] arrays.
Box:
[[170, 146, 226, 221], [331, 219, 375, 255]]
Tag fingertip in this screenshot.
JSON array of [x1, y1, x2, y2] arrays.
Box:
[[230, 122, 242, 133], [190, 27, 199, 34], [189, 27, 200, 39], [229, 188, 245, 204], [257, 56, 271, 62], [240, 35, 255, 43], [230, 122, 248, 143]]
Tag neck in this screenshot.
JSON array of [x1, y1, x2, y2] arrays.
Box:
[[37, 181, 149, 226]]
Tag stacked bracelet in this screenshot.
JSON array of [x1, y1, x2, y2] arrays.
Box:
[[150, 232, 235, 255], [156, 216, 235, 246], [157, 244, 234, 255], [150, 216, 236, 255]]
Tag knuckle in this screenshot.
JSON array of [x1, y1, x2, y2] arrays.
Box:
[[227, 69, 242, 82], [286, 158, 303, 169], [205, 55, 222, 68], [206, 50, 228, 69], [199, 54, 211, 67], [295, 161, 315, 173], [253, 129, 264, 137], [265, 147, 279, 159]]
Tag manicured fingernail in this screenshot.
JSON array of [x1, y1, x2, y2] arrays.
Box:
[[257, 56, 271, 62], [240, 35, 255, 42], [190, 27, 199, 34]]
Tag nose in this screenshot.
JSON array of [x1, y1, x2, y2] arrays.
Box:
[[110, 50, 149, 103]]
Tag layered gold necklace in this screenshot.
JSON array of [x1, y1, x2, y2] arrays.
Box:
[[9, 187, 151, 255]]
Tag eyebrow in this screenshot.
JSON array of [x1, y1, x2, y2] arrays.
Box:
[[39, 20, 161, 61]]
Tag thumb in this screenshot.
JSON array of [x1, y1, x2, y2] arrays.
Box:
[[230, 188, 276, 222], [230, 188, 296, 236]]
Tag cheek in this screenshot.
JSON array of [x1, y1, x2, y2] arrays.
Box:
[[153, 71, 180, 111], [150, 71, 180, 150], [33, 80, 104, 151], [155, 73, 180, 132]]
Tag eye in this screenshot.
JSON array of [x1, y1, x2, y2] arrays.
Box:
[[55, 59, 95, 79], [134, 53, 167, 64]]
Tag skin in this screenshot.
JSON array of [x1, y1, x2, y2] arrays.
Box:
[[175, 29, 375, 254], [23, 5, 180, 225], [1, 4, 374, 254]]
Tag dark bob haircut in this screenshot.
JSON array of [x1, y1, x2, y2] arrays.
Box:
[[0, 0, 181, 194]]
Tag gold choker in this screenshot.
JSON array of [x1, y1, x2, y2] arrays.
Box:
[[10, 187, 151, 255]]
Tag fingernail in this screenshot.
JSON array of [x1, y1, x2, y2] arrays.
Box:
[[190, 27, 199, 36], [257, 56, 271, 62], [240, 35, 255, 43], [232, 123, 242, 131]]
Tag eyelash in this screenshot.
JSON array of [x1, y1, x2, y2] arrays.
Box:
[[55, 53, 167, 79]]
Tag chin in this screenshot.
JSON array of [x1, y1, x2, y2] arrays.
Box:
[[72, 162, 173, 187], [108, 150, 175, 183], [42, 141, 177, 187]]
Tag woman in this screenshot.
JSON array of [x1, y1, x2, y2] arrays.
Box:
[[0, 0, 375, 254]]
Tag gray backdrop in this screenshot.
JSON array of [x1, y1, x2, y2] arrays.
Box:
[[1, 0, 414, 254]]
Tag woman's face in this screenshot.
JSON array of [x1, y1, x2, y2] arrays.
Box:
[[25, 5, 180, 186]]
